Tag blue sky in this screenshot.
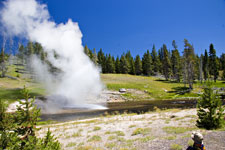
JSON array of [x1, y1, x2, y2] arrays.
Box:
[[2, 0, 225, 56]]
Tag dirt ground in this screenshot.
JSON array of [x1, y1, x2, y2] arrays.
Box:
[[37, 108, 225, 150]]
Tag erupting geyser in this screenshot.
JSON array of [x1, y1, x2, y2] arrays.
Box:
[[0, 0, 107, 113]]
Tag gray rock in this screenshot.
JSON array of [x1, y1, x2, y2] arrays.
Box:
[[119, 88, 126, 93]]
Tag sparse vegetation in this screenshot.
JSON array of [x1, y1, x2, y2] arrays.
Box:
[[170, 143, 183, 150]]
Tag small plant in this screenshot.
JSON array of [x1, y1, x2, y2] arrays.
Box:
[[196, 83, 225, 129], [114, 131, 125, 136], [66, 142, 76, 147], [88, 135, 102, 142], [131, 128, 151, 136], [163, 126, 196, 134], [93, 126, 101, 131], [108, 135, 116, 140], [170, 143, 183, 150]]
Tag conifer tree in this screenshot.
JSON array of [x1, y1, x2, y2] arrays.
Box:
[[197, 83, 224, 129], [199, 55, 204, 83], [158, 48, 163, 74], [0, 48, 7, 78], [134, 55, 142, 75], [129, 57, 135, 75], [84, 45, 89, 56], [0, 87, 61, 149], [91, 48, 98, 65], [97, 49, 106, 73], [183, 39, 195, 89], [120, 55, 129, 74], [125, 51, 133, 74], [203, 49, 209, 81], [151, 45, 160, 75], [220, 53, 225, 71], [106, 54, 115, 73], [162, 44, 171, 80], [142, 50, 152, 76], [27, 41, 34, 56], [209, 44, 219, 82], [171, 40, 182, 82], [115, 56, 120, 73]]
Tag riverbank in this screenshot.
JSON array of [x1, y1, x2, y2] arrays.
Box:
[[37, 108, 225, 150]]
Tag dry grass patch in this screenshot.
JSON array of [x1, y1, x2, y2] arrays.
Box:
[[163, 126, 197, 134]]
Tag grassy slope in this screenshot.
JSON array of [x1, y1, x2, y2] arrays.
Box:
[[101, 74, 225, 100], [0, 64, 46, 104], [1, 64, 225, 103]]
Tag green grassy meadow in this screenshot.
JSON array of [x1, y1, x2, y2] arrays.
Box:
[[101, 74, 225, 100], [0, 64, 225, 103]]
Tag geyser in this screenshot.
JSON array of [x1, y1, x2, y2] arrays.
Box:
[[0, 0, 106, 112]]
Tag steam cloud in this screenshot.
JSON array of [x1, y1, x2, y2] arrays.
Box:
[[0, 0, 105, 112]]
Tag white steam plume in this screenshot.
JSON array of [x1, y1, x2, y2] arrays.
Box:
[[0, 0, 105, 111]]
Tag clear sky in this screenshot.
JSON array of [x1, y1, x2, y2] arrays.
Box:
[[3, 0, 225, 56]]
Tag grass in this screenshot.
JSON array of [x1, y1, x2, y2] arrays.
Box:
[[170, 144, 183, 150], [138, 136, 155, 142], [163, 126, 197, 134], [93, 126, 101, 131], [131, 128, 151, 136], [66, 142, 76, 147], [88, 135, 102, 142], [101, 74, 225, 100]]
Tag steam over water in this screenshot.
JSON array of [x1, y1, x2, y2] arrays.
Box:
[[0, 0, 106, 112]]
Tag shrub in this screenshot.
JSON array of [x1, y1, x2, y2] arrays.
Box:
[[196, 83, 224, 129]]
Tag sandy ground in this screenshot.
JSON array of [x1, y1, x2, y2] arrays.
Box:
[[37, 108, 225, 150]]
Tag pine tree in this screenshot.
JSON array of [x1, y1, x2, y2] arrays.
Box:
[[183, 39, 195, 89], [129, 57, 135, 75], [134, 55, 142, 75], [84, 45, 89, 56], [142, 50, 152, 76], [26, 41, 34, 56], [209, 44, 219, 82], [97, 49, 106, 73], [0, 87, 61, 149], [203, 49, 209, 81], [220, 53, 225, 71], [115, 56, 120, 73], [197, 83, 224, 129], [171, 40, 182, 82], [199, 55, 204, 83], [106, 54, 115, 73], [162, 44, 171, 80], [151, 45, 160, 75], [0, 48, 7, 78], [120, 55, 129, 74], [91, 48, 98, 65], [125, 51, 133, 74]]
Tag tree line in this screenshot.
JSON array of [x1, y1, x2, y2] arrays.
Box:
[[84, 39, 225, 89], [1, 39, 225, 89]]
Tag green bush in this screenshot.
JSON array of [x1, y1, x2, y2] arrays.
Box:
[[0, 86, 61, 149], [196, 83, 225, 129]]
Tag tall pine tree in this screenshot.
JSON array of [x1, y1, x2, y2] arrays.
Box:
[[151, 45, 160, 75], [209, 44, 219, 82], [183, 39, 195, 89], [135, 55, 142, 75], [142, 50, 152, 76], [162, 44, 171, 80], [203, 49, 209, 81], [171, 40, 182, 82]]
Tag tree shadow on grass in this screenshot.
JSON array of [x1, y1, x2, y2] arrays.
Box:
[[167, 86, 191, 95], [0, 88, 44, 103], [155, 79, 180, 84]]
